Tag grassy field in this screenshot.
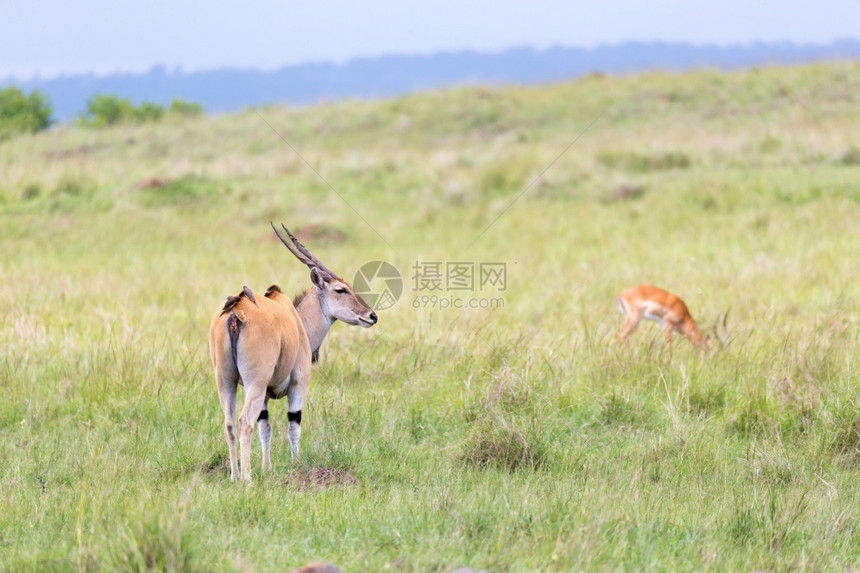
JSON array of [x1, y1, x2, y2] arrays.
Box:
[[1, 60, 860, 571]]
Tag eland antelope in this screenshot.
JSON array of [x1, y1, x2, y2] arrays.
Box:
[[616, 285, 727, 354], [209, 223, 377, 481]]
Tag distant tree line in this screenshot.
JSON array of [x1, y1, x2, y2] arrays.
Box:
[[0, 86, 204, 140]]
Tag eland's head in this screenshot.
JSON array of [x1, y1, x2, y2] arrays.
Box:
[[271, 223, 377, 327]]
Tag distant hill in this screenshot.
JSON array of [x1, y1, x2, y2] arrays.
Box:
[[5, 39, 860, 121]]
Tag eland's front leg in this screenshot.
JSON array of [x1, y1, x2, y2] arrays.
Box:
[[258, 396, 272, 472]]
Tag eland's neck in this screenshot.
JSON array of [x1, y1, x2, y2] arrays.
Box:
[[294, 289, 334, 353]]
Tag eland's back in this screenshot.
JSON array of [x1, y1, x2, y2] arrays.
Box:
[[209, 285, 310, 401]]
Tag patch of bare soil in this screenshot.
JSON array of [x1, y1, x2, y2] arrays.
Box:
[[135, 176, 172, 189], [262, 223, 348, 245], [604, 183, 646, 203], [284, 467, 358, 491], [295, 223, 347, 244], [288, 562, 343, 573], [44, 144, 102, 159]]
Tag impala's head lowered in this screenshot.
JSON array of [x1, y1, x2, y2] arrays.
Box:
[[271, 222, 377, 327]]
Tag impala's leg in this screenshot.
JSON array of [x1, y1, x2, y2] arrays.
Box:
[[215, 368, 240, 481], [687, 325, 707, 351], [237, 384, 267, 481], [286, 372, 309, 461], [664, 324, 675, 357], [616, 310, 643, 343], [258, 396, 272, 472], [688, 334, 703, 351]]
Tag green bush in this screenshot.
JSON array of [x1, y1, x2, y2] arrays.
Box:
[[81, 95, 201, 127], [168, 98, 203, 117], [82, 94, 135, 127], [0, 87, 52, 140], [838, 147, 860, 166], [130, 102, 164, 123]]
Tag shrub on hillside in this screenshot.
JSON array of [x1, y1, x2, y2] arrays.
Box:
[[0, 87, 52, 140], [168, 98, 203, 117], [81, 95, 203, 127], [130, 102, 164, 123], [82, 94, 136, 127]]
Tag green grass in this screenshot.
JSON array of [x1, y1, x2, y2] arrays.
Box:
[[1, 60, 860, 571]]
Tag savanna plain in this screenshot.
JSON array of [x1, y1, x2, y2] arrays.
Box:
[[1, 61, 860, 571]]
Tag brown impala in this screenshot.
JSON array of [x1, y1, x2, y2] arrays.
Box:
[[616, 285, 727, 354], [209, 223, 377, 481]]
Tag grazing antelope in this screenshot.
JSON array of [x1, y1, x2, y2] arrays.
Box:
[[616, 285, 726, 353], [209, 223, 377, 481]]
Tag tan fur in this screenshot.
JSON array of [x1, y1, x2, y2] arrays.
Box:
[[209, 224, 377, 481], [616, 285, 712, 353]]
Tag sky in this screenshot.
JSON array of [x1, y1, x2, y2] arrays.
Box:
[[2, 0, 859, 80]]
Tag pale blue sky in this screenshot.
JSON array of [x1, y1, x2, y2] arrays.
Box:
[[2, 0, 858, 79]]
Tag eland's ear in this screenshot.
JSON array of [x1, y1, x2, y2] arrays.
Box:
[[310, 267, 327, 289]]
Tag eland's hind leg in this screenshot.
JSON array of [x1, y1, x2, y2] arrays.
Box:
[[215, 369, 240, 481], [236, 340, 281, 481], [237, 384, 267, 481]]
